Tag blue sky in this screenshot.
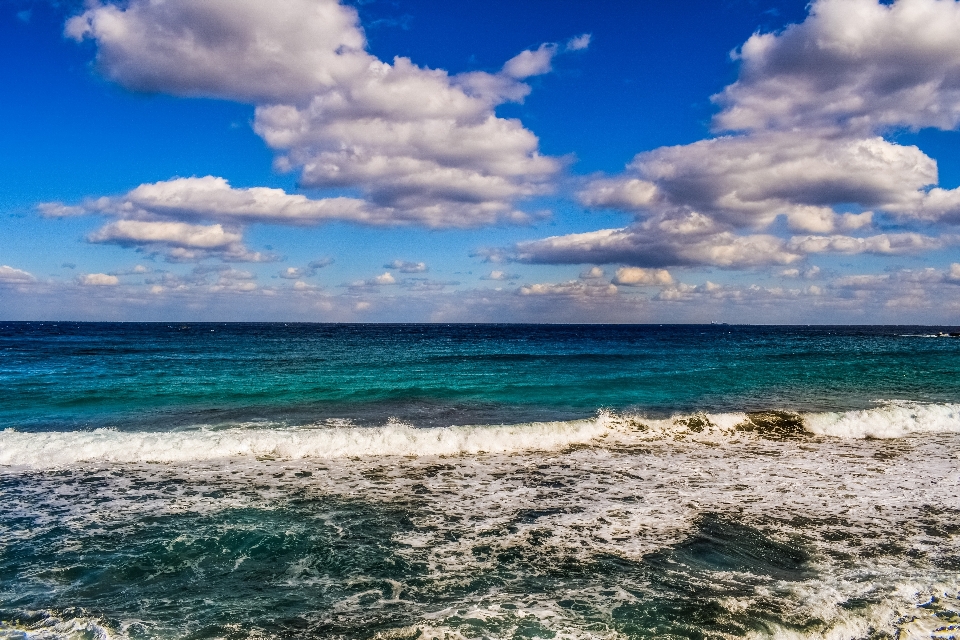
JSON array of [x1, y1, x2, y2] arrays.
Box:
[[2, 0, 960, 322]]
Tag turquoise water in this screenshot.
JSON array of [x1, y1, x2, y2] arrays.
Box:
[[1, 323, 959, 639], [3, 323, 960, 431]]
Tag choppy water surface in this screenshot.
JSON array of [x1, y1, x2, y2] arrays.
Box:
[[0, 323, 958, 639]]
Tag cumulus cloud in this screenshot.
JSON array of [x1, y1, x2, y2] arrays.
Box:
[[52, 177, 385, 260], [948, 263, 960, 282], [514, 224, 803, 268], [292, 280, 321, 291], [566, 34, 592, 52], [612, 267, 674, 286], [786, 232, 949, 255], [347, 271, 459, 291], [781, 266, 821, 279], [826, 268, 953, 308], [512, 218, 952, 268], [385, 260, 428, 273], [52, 176, 406, 226], [89, 219, 241, 248], [714, 0, 960, 134], [187, 265, 258, 291], [579, 266, 605, 279], [518, 280, 618, 297], [65, 0, 368, 104], [278, 258, 334, 280], [522, 0, 960, 271], [86, 218, 272, 262], [482, 270, 519, 281], [78, 273, 119, 286], [0, 265, 35, 284], [502, 43, 559, 80], [66, 0, 576, 228], [279, 267, 307, 280], [578, 133, 956, 229]]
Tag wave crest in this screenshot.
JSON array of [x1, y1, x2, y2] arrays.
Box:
[[0, 416, 612, 469], [2, 402, 959, 470]]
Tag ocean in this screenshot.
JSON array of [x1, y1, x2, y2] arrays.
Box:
[[0, 322, 958, 640]]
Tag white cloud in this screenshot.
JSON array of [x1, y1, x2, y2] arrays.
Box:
[[0, 265, 35, 283], [185, 265, 258, 291], [579, 266, 605, 279], [518, 281, 618, 297], [511, 220, 951, 268], [533, 0, 960, 272], [612, 267, 674, 286], [514, 224, 802, 268], [385, 260, 427, 273], [581, 133, 948, 229], [577, 178, 658, 211], [482, 270, 519, 281], [87, 218, 271, 262], [502, 43, 558, 79], [89, 219, 241, 248], [566, 34, 591, 52], [78, 273, 119, 286], [280, 258, 335, 279], [56, 176, 397, 226], [948, 263, 960, 282], [781, 266, 821, 279], [279, 267, 305, 280], [65, 0, 368, 104], [714, 0, 960, 134], [67, 0, 571, 228], [786, 232, 948, 255], [347, 271, 456, 290]]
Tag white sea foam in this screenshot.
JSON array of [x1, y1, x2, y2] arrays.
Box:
[[0, 416, 613, 469], [3, 416, 958, 640], [2, 402, 959, 470], [804, 401, 960, 439], [0, 613, 111, 640]]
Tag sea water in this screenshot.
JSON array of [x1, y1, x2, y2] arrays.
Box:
[[0, 323, 958, 639]]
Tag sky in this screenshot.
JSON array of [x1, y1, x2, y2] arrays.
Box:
[[2, 0, 960, 323]]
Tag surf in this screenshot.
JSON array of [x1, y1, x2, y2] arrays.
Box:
[[3, 401, 960, 470]]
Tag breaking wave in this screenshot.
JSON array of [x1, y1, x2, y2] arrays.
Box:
[[0, 416, 612, 469], [1, 402, 959, 469]]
